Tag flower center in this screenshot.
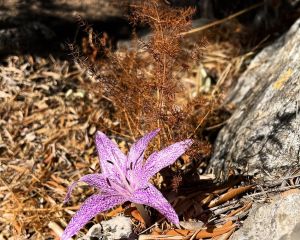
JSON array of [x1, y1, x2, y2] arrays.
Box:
[[107, 158, 135, 195]]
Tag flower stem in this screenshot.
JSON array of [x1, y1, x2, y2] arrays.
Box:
[[134, 203, 151, 227]]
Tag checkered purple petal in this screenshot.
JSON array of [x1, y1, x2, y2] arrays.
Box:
[[127, 129, 160, 173], [130, 184, 179, 225], [64, 173, 112, 203], [143, 139, 193, 181], [61, 194, 125, 240], [95, 131, 126, 175]]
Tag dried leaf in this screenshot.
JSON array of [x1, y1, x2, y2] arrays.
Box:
[[105, 205, 124, 217], [131, 209, 146, 225], [179, 221, 204, 230], [157, 221, 236, 239], [226, 201, 252, 218], [209, 185, 254, 208]]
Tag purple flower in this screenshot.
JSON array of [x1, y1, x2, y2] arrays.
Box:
[[61, 129, 193, 240]]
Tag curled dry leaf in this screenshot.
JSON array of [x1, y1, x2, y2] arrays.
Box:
[[226, 201, 252, 218], [151, 221, 236, 239], [208, 185, 254, 208]]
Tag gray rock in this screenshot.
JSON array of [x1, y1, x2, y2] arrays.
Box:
[[231, 191, 300, 240], [79, 216, 133, 240], [208, 18, 300, 180], [0, 0, 130, 55], [0, 0, 126, 22]]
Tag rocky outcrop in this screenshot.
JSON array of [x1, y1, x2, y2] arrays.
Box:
[[208, 18, 300, 181], [77, 216, 134, 240], [231, 190, 300, 240]]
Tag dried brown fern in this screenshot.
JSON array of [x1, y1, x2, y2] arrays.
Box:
[[71, 0, 223, 162]]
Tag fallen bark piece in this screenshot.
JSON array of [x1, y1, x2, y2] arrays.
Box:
[[208, 18, 300, 181]]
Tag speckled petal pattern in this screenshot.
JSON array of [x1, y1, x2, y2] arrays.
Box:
[[64, 173, 112, 203], [95, 131, 126, 175], [63, 130, 193, 239], [127, 129, 160, 169], [143, 139, 193, 181], [61, 194, 125, 240], [130, 184, 179, 225]]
